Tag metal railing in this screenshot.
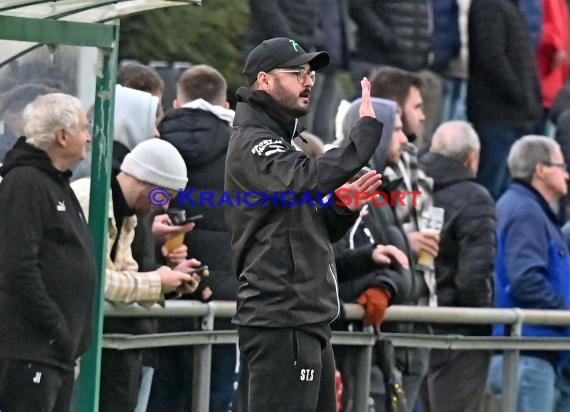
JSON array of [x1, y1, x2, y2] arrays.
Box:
[[103, 302, 570, 412]]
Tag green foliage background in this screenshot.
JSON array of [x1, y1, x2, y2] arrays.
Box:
[[119, 0, 249, 105]]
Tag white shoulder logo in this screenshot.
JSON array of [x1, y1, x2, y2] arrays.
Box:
[[251, 139, 286, 157], [56, 201, 66, 212]]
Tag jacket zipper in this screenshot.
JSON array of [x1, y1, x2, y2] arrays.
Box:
[[328, 262, 341, 320]]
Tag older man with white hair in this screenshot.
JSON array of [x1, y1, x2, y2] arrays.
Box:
[[420, 120, 496, 412], [0, 93, 95, 412]]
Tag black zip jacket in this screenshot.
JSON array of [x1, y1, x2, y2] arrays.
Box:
[[225, 87, 383, 327], [0, 138, 96, 370], [334, 202, 413, 306]]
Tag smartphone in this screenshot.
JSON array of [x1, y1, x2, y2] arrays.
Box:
[[180, 214, 204, 225], [188, 265, 208, 276]]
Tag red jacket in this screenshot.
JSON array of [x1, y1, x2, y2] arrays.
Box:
[[537, 0, 569, 108]]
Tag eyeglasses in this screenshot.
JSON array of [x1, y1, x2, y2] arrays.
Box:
[[271, 67, 316, 84], [542, 161, 568, 170]]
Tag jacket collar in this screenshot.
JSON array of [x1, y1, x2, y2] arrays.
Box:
[[233, 87, 304, 143], [181, 98, 235, 125], [111, 175, 136, 219], [510, 179, 560, 225], [0, 137, 72, 181], [420, 152, 475, 190]]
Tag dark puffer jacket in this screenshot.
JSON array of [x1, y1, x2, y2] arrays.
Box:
[[160, 108, 237, 302], [248, 0, 323, 51], [420, 152, 496, 335], [467, 0, 542, 129], [349, 0, 434, 71]]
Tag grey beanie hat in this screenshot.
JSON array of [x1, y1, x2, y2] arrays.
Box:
[[120, 139, 188, 191], [342, 97, 397, 171]]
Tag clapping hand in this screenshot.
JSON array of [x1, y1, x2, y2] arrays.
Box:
[[336, 170, 382, 211], [372, 245, 409, 270]]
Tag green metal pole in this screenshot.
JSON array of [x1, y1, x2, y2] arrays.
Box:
[[74, 27, 118, 412]]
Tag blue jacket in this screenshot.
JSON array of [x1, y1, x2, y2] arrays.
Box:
[[519, 0, 543, 50], [431, 0, 460, 73], [494, 181, 570, 342]]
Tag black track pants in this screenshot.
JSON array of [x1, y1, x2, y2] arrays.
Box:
[[238, 325, 337, 412], [0, 359, 74, 412]]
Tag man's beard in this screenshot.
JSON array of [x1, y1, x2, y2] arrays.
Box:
[[287, 106, 310, 118], [402, 115, 421, 143], [273, 77, 310, 118]]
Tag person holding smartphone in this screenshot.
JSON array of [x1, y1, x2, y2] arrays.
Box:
[[71, 139, 206, 412]]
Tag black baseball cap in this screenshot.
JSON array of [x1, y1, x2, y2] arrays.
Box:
[[243, 37, 330, 85]]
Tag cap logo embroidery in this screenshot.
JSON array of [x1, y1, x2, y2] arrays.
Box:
[[289, 39, 302, 52]]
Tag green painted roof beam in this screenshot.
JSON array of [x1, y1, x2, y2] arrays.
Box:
[[0, 0, 47, 13], [0, 15, 115, 48], [74, 41, 118, 412]]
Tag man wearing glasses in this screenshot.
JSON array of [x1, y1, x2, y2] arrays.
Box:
[[489, 135, 570, 412], [225, 37, 384, 411]]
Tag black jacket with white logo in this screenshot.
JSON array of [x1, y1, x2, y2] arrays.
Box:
[[225, 87, 382, 327], [0, 138, 97, 370]]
